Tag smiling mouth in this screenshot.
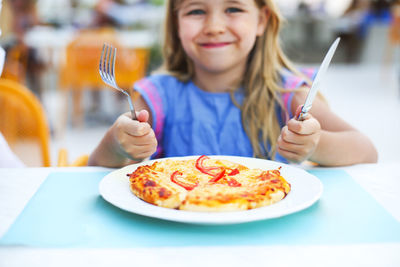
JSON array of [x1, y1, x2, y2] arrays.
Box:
[[200, 42, 231, 48]]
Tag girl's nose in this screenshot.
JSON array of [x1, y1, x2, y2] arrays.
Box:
[[203, 13, 226, 35]]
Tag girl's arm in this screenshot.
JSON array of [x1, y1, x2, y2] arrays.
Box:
[[88, 97, 158, 167], [278, 90, 378, 166]]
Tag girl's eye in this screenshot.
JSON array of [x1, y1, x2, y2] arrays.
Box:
[[187, 9, 205, 15], [226, 7, 243, 13]]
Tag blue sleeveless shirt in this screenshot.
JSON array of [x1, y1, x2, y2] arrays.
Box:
[[134, 68, 315, 163]]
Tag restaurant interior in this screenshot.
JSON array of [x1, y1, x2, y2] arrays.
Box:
[[1, 1, 400, 266], [0, 0, 399, 167]]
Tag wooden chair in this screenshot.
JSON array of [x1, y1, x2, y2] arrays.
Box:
[[57, 148, 89, 167], [58, 28, 149, 128], [0, 78, 88, 167], [1, 44, 28, 83]]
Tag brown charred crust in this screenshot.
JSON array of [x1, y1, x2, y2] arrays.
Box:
[[128, 165, 173, 203], [144, 180, 156, 187], [158, 187, 171, 199]]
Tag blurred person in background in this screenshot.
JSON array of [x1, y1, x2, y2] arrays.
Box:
[[334, 0, 370, 63], [0, 0, 44, 98], [0, 0, 25, 168], [360, 0, 392, 36], [94, 0, 164, 28], [92, 0, 124, 28]]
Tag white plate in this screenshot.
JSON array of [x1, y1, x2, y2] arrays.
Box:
[[99, 156, 323, 225]]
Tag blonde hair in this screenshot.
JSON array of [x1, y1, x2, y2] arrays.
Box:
[[161, 0, 308, 159]]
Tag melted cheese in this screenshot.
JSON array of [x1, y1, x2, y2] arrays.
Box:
[[128, 157, 291, 212]]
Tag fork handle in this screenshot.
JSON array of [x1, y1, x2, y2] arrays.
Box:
[[126, 96, 137, 120], [130, 110, 136, 121]]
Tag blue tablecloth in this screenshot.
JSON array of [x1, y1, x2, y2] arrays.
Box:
[[1, 169, 399, 248]]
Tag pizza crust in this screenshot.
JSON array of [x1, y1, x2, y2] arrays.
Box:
[[129, 165, 187, 209], [128, 156, 291, 212]]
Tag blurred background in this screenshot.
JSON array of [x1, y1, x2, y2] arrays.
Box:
[[0, 0, 399, 167]]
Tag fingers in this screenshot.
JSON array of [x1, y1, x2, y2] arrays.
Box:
[[121, 110, 150, 123], [276, 145, 303, 163], [277, 131, 315, 159], [123, 110, 149, 123], [287, 115, 320, 135], [121, 133, 158, 160], [278, 114, 321, 163], [114, 112, 158, 160], [136, 110, 149, 123], [120, 113, 151, 137], [279, 125, 311, 145], [277, 137, 315, 163]]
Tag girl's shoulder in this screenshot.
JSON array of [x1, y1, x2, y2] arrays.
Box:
[[134, 73, 191, 104], [135, 73, 187, 91]]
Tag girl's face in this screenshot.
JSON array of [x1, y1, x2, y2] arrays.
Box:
[[177, 0, 268, 78]]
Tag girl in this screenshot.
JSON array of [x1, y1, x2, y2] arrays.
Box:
[[88, 0, 377, 167]]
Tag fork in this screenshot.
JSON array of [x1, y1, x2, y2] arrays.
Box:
[[99, 43, 137, 120]]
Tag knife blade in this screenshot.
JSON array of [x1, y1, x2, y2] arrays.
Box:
[[297, 37, 340, 121]]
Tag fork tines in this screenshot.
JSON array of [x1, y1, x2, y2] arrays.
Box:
[[99, 43, 117, 87], [98, 43, 137, 120]]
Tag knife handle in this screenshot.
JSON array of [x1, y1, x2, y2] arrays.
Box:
[[296, 105, 309, 121], [297, 111, 307, 121]]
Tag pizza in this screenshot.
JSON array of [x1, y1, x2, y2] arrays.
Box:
[[127, 155, 291, 212]]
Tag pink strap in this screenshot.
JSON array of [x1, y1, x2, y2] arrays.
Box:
[[281, 68, 316, 122], [136, 79, 165, 157]]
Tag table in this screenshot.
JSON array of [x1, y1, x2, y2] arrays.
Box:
[[0, 163, 399, 267], [23, 26, 156, 135], [23, 26, 156, 69]]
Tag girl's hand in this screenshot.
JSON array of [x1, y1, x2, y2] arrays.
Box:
[[112, 110, 157, 162], [277, 106, 321, 163]]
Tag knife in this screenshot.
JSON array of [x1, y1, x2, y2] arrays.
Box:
[[297, 37, 340, 121]]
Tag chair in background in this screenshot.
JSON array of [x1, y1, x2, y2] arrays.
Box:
[[0, 78, 88, 167], [57, 148, 89, 167], [0, 44, 28, 83], [0, 78, 50, 166], [58, 27, 149, 129]]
